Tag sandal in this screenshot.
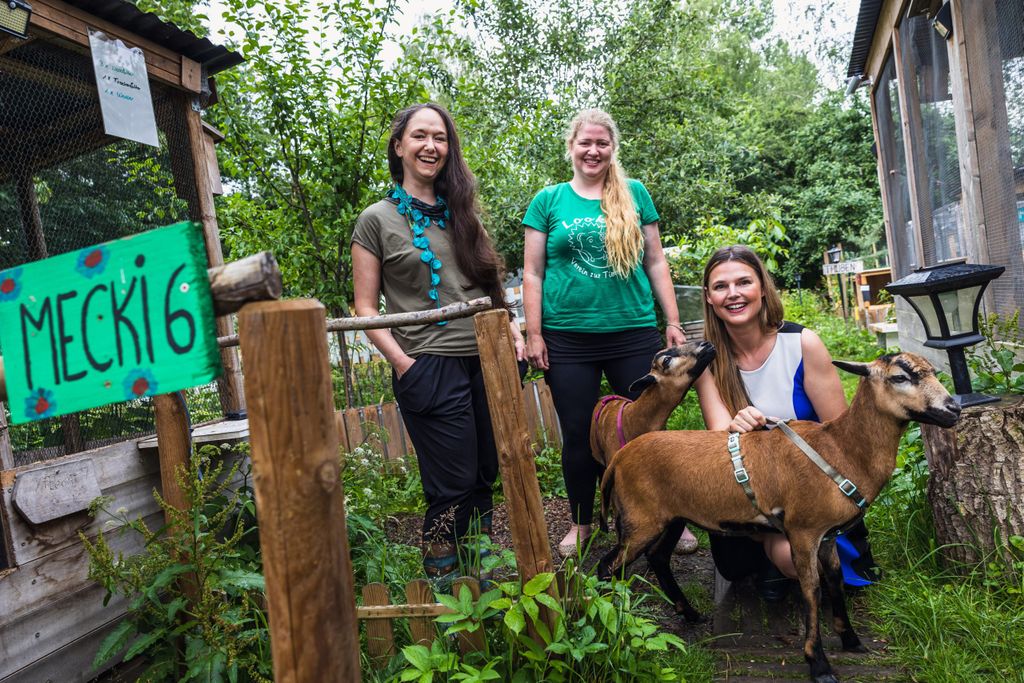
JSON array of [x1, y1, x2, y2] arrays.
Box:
[[557, 524, 591, 556], [673, 527, 699, 555]]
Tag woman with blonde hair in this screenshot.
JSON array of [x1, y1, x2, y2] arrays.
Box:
[[695, 245, 878, 600], [522, 108, 697, 555]]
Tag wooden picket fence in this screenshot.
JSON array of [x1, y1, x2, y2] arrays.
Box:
[[357, 577, 485, 669], [337, 379, 562, 460]]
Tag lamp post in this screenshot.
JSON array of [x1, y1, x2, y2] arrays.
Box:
[[0, 0, 32, 39], [885, 263, 1005, 407]]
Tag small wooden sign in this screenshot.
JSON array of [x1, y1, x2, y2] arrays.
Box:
[[12, 459, 101, 524], [823, 260, 865, 276], [0, 222, 222, 424]]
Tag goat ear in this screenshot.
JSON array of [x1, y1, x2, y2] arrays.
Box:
[[833, 360, 870, 377], [629, 374, 657, 393]]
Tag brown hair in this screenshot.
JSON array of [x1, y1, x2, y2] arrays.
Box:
[[702, 245, 785, 414], [387, 103, 506, 312]]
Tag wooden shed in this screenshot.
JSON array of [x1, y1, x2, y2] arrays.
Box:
[[0, 1, 242, 679], [847, 0, 1024, 363], [846, 0, 1024, 569]]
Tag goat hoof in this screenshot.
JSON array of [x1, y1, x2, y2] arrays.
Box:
[[683, 611, 706, 624], [812, 674, 839, 683], [843, 642, 869, 654]]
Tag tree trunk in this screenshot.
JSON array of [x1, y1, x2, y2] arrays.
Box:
[[922, 395, 1024, 566]]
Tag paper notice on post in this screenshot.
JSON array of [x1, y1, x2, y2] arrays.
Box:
[[88, 28, 160, 148]]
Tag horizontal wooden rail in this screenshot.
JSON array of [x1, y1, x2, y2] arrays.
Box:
[[217, 297, 493, 348], [356, 603, 453, 620]]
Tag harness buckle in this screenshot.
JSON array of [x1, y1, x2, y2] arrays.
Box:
[[735, 467, 750, 484], [838, 479, 858, 497]]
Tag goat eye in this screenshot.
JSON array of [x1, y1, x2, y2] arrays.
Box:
[[890, 375, 909, 384]]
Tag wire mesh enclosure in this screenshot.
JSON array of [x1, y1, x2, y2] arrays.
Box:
[[0, 34, 225, 465], [863, 0, 1024, 336], [979, 0, 1024, 320]]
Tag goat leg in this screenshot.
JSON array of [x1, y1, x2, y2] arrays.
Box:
[[790, 531, 838, 683], [817, 538, 867, 653], [645, 520, 705, 623]]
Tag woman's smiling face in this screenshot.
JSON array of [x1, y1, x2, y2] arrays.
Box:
[[394, 108, 449, 188], [705, 260, 764, 326], [570, 123, 614, 181]]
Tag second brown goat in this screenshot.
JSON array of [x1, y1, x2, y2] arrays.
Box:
[[597, 352, 961, 683], [589, 340, 716, 468]]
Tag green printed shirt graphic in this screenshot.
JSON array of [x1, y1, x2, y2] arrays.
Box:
[[523, 180, 659, 331]]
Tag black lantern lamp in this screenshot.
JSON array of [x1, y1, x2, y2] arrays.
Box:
[[826, 244, 843, 264], [885, 263, 1005, 407], [0, 0, 31, 39]]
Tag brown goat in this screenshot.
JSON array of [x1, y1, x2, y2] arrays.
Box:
[[597, 353, 961, 683], [589, 340, 716, 468]]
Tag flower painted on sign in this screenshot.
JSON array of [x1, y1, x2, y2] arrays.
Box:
[[0, 268, 22, 302], [75, 245, 110, 278], [24, 388, 57, 420], [123, 368, 159, 399]]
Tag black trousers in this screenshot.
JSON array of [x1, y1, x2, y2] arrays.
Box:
[[393, 354, 497, 545], [544, 329, 663, 526]]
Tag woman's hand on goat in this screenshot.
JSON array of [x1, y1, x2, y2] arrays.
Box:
[[526, 333, 549, 370], [729, 406, 769, 433]]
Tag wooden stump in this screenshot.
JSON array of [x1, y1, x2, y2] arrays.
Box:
[[922, 395, 1024, 565]]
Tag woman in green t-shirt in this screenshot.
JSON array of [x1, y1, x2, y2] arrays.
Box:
[[352, 103, 524, 585], [522, 109, 697, 556]]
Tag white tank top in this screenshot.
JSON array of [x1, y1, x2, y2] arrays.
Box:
[[739, 322, 819, 422]]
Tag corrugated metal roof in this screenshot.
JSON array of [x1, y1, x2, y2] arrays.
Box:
[[63, 0, 243, 75], [847, 0, 884, 78]]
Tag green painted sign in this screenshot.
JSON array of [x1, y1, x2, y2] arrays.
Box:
[[0, 221, 222, 424]]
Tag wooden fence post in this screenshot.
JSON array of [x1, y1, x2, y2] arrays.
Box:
[[238, 300, 360, 683], [473, 310, 556, 627], [152, 393, 191, 516]]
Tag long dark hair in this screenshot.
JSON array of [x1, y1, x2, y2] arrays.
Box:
[[702, 245, 785, 414], [387, 103, 506, 313]]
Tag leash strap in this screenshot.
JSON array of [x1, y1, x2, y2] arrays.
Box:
[[772, 420, 868, 509], [727, 432, 786, 532], [595, 395, 633, 448]]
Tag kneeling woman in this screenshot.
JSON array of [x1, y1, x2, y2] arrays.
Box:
[[351, 103, 524, 584], [695, 245, 877, 599]]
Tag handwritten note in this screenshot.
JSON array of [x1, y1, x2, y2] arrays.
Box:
[[89, 28, 159, 147]]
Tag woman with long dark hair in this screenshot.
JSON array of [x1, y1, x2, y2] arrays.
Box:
[[352, 103, 524, 585], [695, 245, 877, 600]]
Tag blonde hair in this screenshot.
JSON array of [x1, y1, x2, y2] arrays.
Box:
[[565, 109, 642, 278], [701, 245, 785, 414]]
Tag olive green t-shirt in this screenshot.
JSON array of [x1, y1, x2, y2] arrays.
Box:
[[351, 200, 486, 356], [522, 180, 659, 332]]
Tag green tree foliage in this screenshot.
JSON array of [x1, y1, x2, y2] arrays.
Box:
[[128, 0, 880, 298]]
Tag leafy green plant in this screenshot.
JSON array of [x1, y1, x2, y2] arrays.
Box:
[[967, 311, 1024, 395], [398, 561, 707, 683], [82, 445, 271, 682], [667, 210, 791, 286]]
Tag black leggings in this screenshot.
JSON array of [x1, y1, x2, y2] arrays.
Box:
[[545, 342, 661, 526]]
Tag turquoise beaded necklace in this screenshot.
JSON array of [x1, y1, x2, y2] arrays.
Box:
[[389, 185, 451, 326]]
